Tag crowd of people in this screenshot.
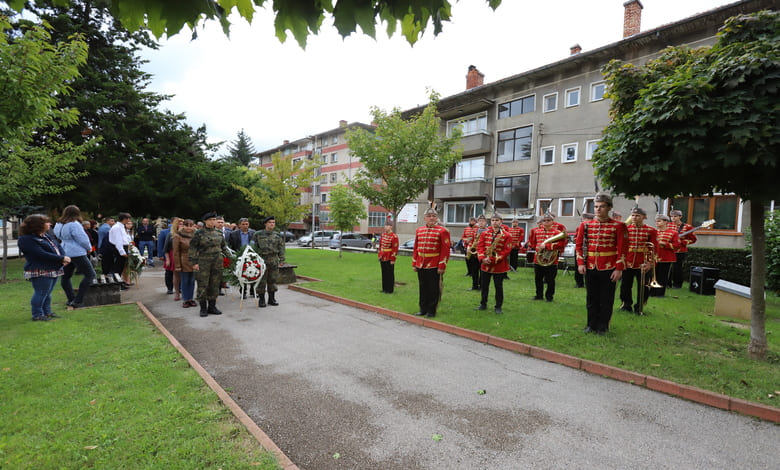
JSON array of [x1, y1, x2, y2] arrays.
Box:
[[18, 193, 698, 336]]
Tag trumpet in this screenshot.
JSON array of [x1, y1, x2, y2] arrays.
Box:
[[536, 231, 567, 266]]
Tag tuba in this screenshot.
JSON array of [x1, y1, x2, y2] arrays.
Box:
[[536, 231, 567, 266]]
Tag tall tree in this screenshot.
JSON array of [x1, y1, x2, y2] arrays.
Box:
[[594, 11, 780, 359], [7, 0, 503, 47], [233, 152, 317, 234], [346, 92, 462, 231], [327, 185, 367, 257], [222, 129, 256, 167], [0, 17, 91, 280]]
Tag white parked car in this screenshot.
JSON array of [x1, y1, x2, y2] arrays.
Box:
[[297, 230, 336, 247]]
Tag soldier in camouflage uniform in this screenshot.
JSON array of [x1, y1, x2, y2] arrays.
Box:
[[252, 216, 285, 307], [189, 212, 231, 317]]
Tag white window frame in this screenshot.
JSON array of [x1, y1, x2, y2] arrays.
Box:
[[540, 146, 555, 166], [329, 173, 337, 183], [562, 143, 578, 163], [565, 87, 581, 108], [331, 135, 338, 145], [446, 112, 488, 137], [321, 193, 327, 203], [537, 198, 552, 217], [590, 81, 606, 102], [559, 198, 575, 217], [331, 153, 338, 162], [583, 197, 595, 214], [543, 92, 558, 113], [444, 201, 486, 224], [586, 139, 600, 161]]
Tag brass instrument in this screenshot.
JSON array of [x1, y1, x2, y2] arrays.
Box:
[[637, 241, 662, 315], [536, 231, 567, 266], [466, 228, 486, 260], [483, 226, 504, 263]]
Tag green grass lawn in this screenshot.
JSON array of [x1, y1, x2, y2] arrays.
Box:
[[288, 248, 779, 406], [0, 258, 280, 470]]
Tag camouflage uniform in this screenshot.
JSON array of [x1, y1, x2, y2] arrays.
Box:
[[251, 229, 285, 297], [189, 226, 230, 301]]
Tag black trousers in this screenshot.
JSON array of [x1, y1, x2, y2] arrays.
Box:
[[466, 256, 481, 289], [417, 268, 442, 315], [509, 248, 519, 271], [534, 264, 557, 300], [164, 270, 174, 292], [574, 269, 585, 288], [650, 262, 673, 297], [479, 271, 505, 308], [620, 267, 649, 310], [380, 260, 395, 293], [585, 269, 617, 332], [670, 252, 687, 288]]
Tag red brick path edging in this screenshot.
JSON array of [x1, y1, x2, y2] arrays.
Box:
[[287, 283, 779, 424], [136, 302, 300, 470]]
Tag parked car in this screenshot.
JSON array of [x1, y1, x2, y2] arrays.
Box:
[[329, 232, 373, 249], [279, 231, 296, 242], [297, 230, 336, 247], [400, 238, 415, 250]]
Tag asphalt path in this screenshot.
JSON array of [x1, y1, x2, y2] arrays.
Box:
[[126, 267, 779, 470]]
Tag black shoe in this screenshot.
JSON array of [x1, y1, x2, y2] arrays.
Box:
[[267, 293, 279, 306], [546, 298, 553, 303], [69, 302, 83, 309], [425, 313, 436, 318], [575, 284, 585, 288], [469, 287, 480, 291], [32, 316, 51, 321], [207, 300, 222, 315], [531, 296, 543, 301], [413, 311, 426, 316], [46, 313, 62, 319], [258, 294, 267, 308], [166, 290, 174, 295], [199, 301, 208, 317], [494, 307, 503, 314], [474, 305, 487, 311], [583, 326, 594, 333], [594, 330, 606, 336], [120, 285, 129, 291], [619, 306, 633, 313]]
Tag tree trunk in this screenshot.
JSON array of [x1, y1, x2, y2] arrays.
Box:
[[1, 213, 7, 282], [747, 200, 768, 360]]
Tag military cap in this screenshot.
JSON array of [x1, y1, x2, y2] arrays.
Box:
[[424, 207, 438, 216], [631, 207, 646, 216], [202, 211, 218, 221], [670, 210, 683, 217], [655, 214, 670, 221], [594, 192, 613, 207], [263, 216, 275, 224]]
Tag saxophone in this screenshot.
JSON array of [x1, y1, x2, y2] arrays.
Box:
[[484, 227, 504, 263]]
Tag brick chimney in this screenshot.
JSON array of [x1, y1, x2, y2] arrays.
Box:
[[623, 0, 643, 38], [570, 44, 582, 55], [339, 120, 347, 127], [283, 140, 289, 145], [466, 65, 484, 90]]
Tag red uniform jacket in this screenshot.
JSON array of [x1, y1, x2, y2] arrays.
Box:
[[377, 232, 399, 262], [477, 225, 512, 273], [625, 224, 658, 269], [412, 224, 450, 271], [507, 226, 525, 250], [528, 226, 567, 265], [672, 222, 697, 253], [575, 218, 628, 271], [461, 225, 477, 248], [656, 228, 682, 263]]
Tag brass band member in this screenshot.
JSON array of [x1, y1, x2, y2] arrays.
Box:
[[474, 214, 512, 314], [652, 214, 682, 298], [528, 214, 567, 302], [669, 209, 697, 289], [412, 207, 450, 318], [576, 193, 628, 335], [377, 219, 399, 294], [573, 213, 594, 288], [619, 207, 658, 314], [461, 216, 477, 278], [507, 218, 525, 272]]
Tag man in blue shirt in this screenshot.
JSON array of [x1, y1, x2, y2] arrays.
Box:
[[97, 216, 115, 250]]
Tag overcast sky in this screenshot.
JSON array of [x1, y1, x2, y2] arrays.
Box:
[[139, 0, 737, 154]]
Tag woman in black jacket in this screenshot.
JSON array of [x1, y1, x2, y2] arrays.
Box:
[[18, 214, 71, 321]]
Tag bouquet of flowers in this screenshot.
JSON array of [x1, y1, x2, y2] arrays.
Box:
[[124, 243, 146, 284]]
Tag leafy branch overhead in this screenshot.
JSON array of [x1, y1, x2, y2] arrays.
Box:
[[6, 0, 502, 47]]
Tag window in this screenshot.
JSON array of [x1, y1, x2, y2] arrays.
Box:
[[540, 146, 555, 166], [331, 153, 338, 162], [498, 95, 535, 119], [293, 158, 301, 164], [369, 211, 387, 227], [331, 135, 338, 145], [321, 193, 327, 203], [446, 157, 485, 183], [591, 81, 606, 101], [447, 112, 487, 137], [583, 198, 595, 214], [497, 126, 533, 162], [559, 198, 575, 217], [586, 139, 600, 160], [321, 154, 328, 164], [329, 173, 337, 183], [670, 195, 740, 231], [313, 184, 320, 196], [313, 167, 322, 178], [495, 176, 530, 209], [565, 87, 580, 108], [445, 202, 485, 224], [537, 199, 552, 216], [562, 143, 578, 163], [543, 93, 557, 113]]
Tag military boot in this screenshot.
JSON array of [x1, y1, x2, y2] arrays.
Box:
[[257, 293, 266, 308], [207, 300, 222, 315], [199, 300, 208, 317], [268, 292, 279, 306]]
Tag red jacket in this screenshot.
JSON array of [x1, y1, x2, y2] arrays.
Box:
[[656, 228, 682, 263], [625, 224, 658, 269], [477, 225, 513, 273], [528, 226, 567, 265], [377, 232, 399, 262], [461, 225, 477, 249], [507, 226, 525, 249], [672, 222, 697, 253], [575, 218, 628, 271], [412, 224, 450, 271]]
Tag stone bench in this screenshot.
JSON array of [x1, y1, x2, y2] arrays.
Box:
[[78, 275, 122, 307], [713, 280, 755, 320], [278, 264, 297, 284]]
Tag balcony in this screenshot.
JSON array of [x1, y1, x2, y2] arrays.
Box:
[[460, 132, 492, 157], [434, 178, 491, 199]]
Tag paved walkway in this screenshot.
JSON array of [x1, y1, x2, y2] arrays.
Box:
[[125, 267, 778, 470]]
